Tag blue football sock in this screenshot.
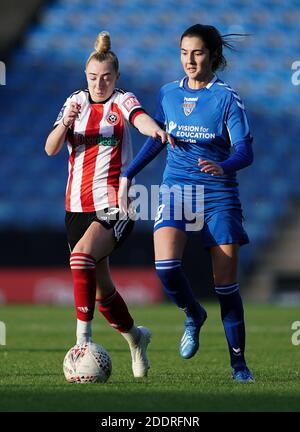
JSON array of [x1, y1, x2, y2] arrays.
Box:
[[215, 283, 246, 369], [155, 259, 205, 321]]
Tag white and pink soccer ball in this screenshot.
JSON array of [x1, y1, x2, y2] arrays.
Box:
[[63, 342, 112, 383]]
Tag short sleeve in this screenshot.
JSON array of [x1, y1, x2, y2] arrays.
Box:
[[53, 96, 72, 127], [119, 92, 144, 123], [53, 91, 83, 127], [225, 92, 252, 145]]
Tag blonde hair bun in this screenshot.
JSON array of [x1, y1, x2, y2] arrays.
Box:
[[95, 31, 111, 54]]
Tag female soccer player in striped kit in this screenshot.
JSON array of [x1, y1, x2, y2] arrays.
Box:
[[45, 31, 171, 378], [119, 24, 255, 382]]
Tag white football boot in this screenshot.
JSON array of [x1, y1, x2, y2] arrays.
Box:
[[130, 326, 151, 378]]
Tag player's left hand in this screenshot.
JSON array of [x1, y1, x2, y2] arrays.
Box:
[[153, 129, 175, 149], [198, 159, 224, 176]]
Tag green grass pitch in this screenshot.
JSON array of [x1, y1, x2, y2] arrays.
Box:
[[0, 303, 299, 412]]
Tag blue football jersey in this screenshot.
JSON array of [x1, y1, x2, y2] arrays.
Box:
[[154, 75, 252, 212]]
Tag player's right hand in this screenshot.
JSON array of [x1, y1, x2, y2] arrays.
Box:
[[153, 129, 175, 149], [62, 102, 81, 127], [118, 177, 131, 217]]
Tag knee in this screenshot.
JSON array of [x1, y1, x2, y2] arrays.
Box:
[[72, 241, 93, 256], [214, 276, 237, 286], [213, 267, 237, 286], [69, 248, 97, 272]]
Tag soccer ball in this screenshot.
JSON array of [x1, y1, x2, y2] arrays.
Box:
[[63, 342, 112, 383]]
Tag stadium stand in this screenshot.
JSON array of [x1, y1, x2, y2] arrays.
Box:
[[1, 0, 300, 276]]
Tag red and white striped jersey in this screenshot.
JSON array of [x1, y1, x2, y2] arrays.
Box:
[[54, 88, 144, 212]]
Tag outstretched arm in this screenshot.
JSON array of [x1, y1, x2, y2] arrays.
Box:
[[118, 136, 170, 214], [133, 112, 171, 144], [123, 136, 167, 180], [123, 109, 175, 180]]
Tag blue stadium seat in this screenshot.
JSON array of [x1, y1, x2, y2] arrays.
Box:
[[1, 0, 299, 273]]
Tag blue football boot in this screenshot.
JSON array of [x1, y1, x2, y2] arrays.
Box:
[[180, 307, 207, 359], [232, 366, 255, 382]]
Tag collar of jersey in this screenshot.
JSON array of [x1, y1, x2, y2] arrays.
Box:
[[180, 74, 218, 92], [88, 90, 115, 105]]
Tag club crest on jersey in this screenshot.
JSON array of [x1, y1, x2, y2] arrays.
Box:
[[182, 97, 198, 116], [106, 111, 120, 126]]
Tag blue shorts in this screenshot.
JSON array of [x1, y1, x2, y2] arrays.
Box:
[[153, 186, 249, 248]]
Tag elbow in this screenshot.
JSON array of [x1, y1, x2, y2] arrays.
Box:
[[247, 139, 254, 166], [45, 147, 52, 156], [45, 137, 60, 156], [45, 138, 52, 156], [45, 145, 57, 156], [247, 148, 254, 166], [241, 153, 253, 170], [236, 140, 254, 168]]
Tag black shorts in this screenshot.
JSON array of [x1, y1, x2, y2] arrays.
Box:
[[65, 207, 135, 252]]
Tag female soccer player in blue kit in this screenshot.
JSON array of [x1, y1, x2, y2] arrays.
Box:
[[119, 24, 254, 382]]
